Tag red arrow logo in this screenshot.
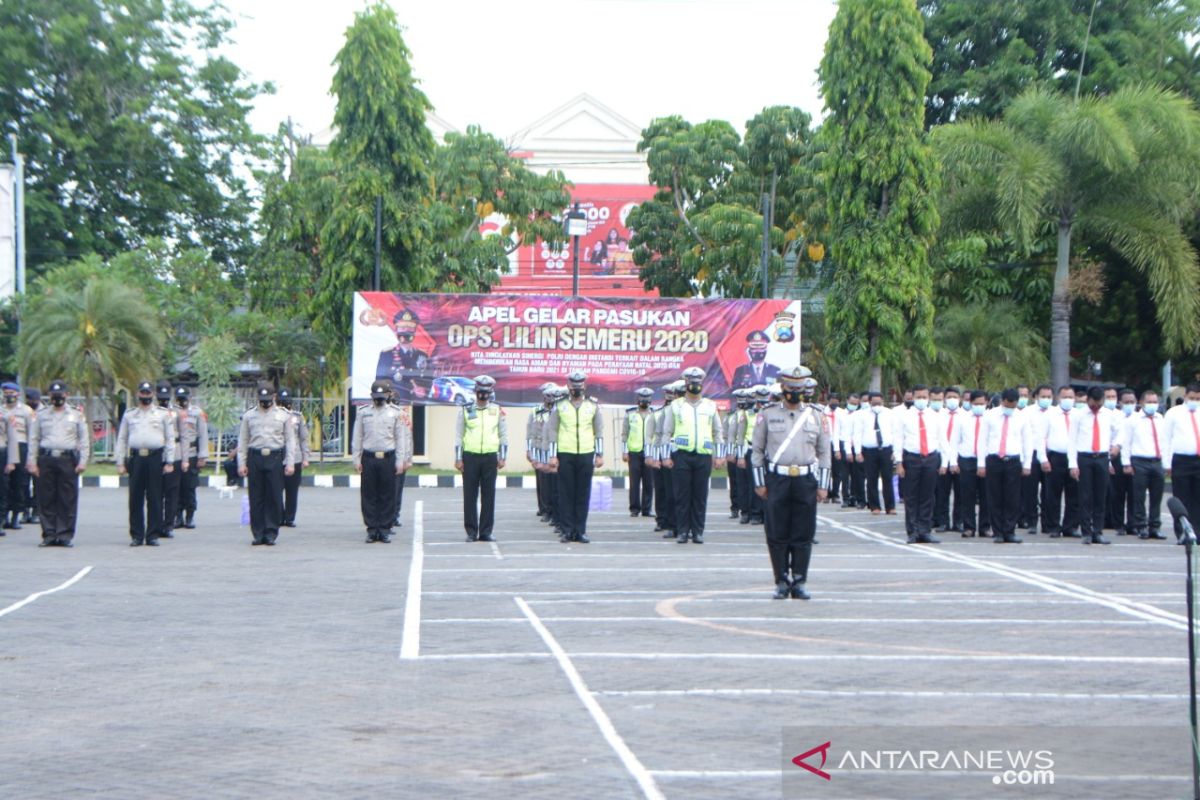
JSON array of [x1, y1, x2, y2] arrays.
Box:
[[792, 741, 832, 780]]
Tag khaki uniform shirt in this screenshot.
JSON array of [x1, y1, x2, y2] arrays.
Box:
[[351, 402, 412, 468], [750, 402, 831, 490], [287, 410, 311, 465], [115, 405, 176, 462], [3, 402, 34, 444], [237, 405, 299, 469], [175, 403, 209, 460], [28, 406, 89, 469]]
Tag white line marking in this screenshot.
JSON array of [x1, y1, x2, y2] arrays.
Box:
[[515, 597, 664, 800], [646, 770, 1188, 782], [423, 567, 979, 574], [422, 616, 1152, 626], [651, 770, 776, 779], [818, 515, 1190, 631], [419, 651, 1186, 664], [595, 688, 1189, 700], [399, 501, 424, 660], [488, 541, 503, 560], [0, 567, 93, 618]]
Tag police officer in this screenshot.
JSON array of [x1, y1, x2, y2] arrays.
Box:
[[529, 383, 554, 523], [155, 381, 183, 538], [28, 380, 89, 547], [173, 386, 208, 529], [751, 367, 831, 599], [547, 371, 604, 544], [1, 382, 33, 529], [0, 404, 18, 536], [622, 388, 654, 518], [237, 383, 298, 546], [661, 367, 725, 544], [650, 382, 679, 537], [737, 386, 772, 525], [116, 381, 176, 546], [352, 380, 412, 543], [726, 390, 748, 520], [455, 375, 508, 542], [386, 386, 409, 526], [278, 388, 311, 527]]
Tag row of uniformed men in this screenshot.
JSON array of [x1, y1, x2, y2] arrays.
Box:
[[0, 382, 44, 531]]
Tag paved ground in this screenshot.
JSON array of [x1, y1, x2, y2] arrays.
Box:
[[0, 485, 1194, 799]]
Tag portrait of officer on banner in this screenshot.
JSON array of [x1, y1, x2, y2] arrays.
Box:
[[375, 309, 431, 403], [731, 330, 780, 390]]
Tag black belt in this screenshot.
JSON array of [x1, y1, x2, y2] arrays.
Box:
[[988, 454, 1020, 461], [1078, 452, 1107, 459], [131, 447, 164, 457], [363, 450, 395, 459], [903, 450, 939, 458], [1131, 456, 1162, 462]]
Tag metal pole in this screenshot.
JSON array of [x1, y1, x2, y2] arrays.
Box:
[[1165, 360, 1174, 404], [571, 234, 580, 298], [318, 357, 325, 464], [373, 196, 382, 291], [1187, 534, 1200, 799], [760, 192, 771, 298], [10, 135, 25, 295]]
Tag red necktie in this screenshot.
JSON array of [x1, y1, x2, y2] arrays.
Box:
[[999, 415, 1009, 457], [973, 417, 981, 456], [918, 411, 928, 456], [1191, 411, 1200, 456], [1091, 413, 1101, 452], [946, 411, 955, 439], [1150, 416, 1161, 459]]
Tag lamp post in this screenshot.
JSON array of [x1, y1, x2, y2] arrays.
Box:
[[564, 203, 587, 297], [318, 355, 326, 464]]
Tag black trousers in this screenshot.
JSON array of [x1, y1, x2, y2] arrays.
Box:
[[845, 447, 865, 505], [956, 457, 988, 532], [672, 449, 713, 537], [127, 449, 164, 543], [985, 455, 1022, 537], [726, 454, 740, 514], [536, 470, 549, 516], [862, 447, 895, 511], [283, 463, 302, 524], [36, 452, 79, 544], [660, 459, 677, 530], [162, 460, 181, 528], [180, 456, 199, 516], [830, 445, 845, 500], [8, 442, 28, 518], [627, 451, 653, 515], [737, 458, 762, 521], [902, 451, 940, 536], [1076, 453, 1109, 538], [1171, 455, 1200, 540], [463, 451, 499, 538], [1019, 469, 1040, 528], [544, 470, 559, 524], [1106, 455, 1134, 531], [1129, 458, 1165, 534], [394, 470, 405, 524], [557, 452, 595, 538], [933, 464, 959, 528], [765, 472, 818, 583], [360, 452, 396, 533], [0, 445, 8, 522], [222, 457, 242, 487], [1041, 451, 1079, 534], [247, 449, 285, 543]]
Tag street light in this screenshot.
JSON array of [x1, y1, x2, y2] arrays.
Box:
[[318, 355, 326, 464], [564, 203, 587, 297]]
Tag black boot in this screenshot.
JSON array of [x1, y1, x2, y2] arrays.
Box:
[[183, 511, 195, 529]]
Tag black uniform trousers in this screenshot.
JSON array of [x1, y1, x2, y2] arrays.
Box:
[[1171, 455, 1200, 540], [1019, 469, 1040, 528], [283, 463, 302, 525], [394, 470, 406, 525], [542, 470, 559, 524], [672, 449, 713, 538], [627, 451, 652, 515], [180, 455, 199, 518], [360, 451, 397, 534], [1040, 451, 1079, 534], [861, 446, 895, 511], [1129, 457, 1165, 535], [829, 444, 845, 501], [162, 458, 181, 529], [462, 451, 499, 539], [660, 460, 677, 531], [246, 448, 285, 544], [1105, 455, 1134, 532], [536, 470, 549, 517], [8, 442, 28, 520], [933, 468, 960, 529], [1076, 453, 1109, 539], [557, 452, 595, 539], [36, 451, 79, 544], [127, 449, 165, 543], [902, 451, 940, 537], [846, 446, 866, 506], [0, 445, 8, 526], [765, 471, 818, 584], [985, 455, 1022, 537], [726, 453, 740, 515], [956, 457, 988, 533]]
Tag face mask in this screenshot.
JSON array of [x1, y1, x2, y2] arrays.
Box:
[[1121, 403, 1136, 416], [138, 396, 153, 405], [1017, 397, 1029, 409], [749, 351, 766, 362], [782, 390, 802, 405], [971, 404, 986, 417], [1001, 406, 1015, 417], [51, 396, 66, 407], [638, 400, 650, 409], [158, 399, 169, 407], [475, 392, 489, 402], [871, 404, 882, 414], [1144, 403, 1159, 415], [373, 397, 385, 406], [913, 398, 928, 411], [686, 382, 702, 395], [945, 398, 958, 411], [570, 388, 583, 399], [1060, 399, 1074, 411], [1187, 400, 1199, 412], [903, 400, 913, 409], [847, 403, 859, 412], [2, 395, 14, 405], [1037, 398, 1052, 410], [930, 400, 943, 411], [259, 399, 273, 408], [1104, 399, 1117, 411], [828, 402, 839, 410], [177, 399, 188, 408]]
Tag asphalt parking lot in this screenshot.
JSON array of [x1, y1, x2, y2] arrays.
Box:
[[1, 484, 1194, 799]]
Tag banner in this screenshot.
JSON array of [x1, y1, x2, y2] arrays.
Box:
[[352, 292, 801, 405]]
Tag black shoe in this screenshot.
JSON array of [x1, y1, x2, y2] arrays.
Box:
[[173, 515, 184, 529], [677, 533, 690, 543], [906, 534, 918, 544], [284, 521, 297, 527], [661, 529, 676, 539], [479, 534, 494, 542], [263, 539, 276, 546], [631, 510, 640, 517], [1063, 530, 1082, 538], [379, 533, 392, 544], [130, 540, 143, 547], [160, 531, 174, 539], [1137, 532, 1149, 539], [692, 533, 704, 544], [772, 581, 790, 600], [184, 513, 195, 529], [1003, 535, 1023, 544], [979, 528, 991, 536], [641, 512, 653, 517], [251, 539, 264, 546], [938, 525, 952, 533], [21, 512, 32, 524], [38, 540, 54, 547], [653, 524, 665, 532], [466, 533, 478, 542], [916, 534, 942, 544], [739, 515, 751, 524], [790, 581, 811, 600], [28, 513, 39, 525], [366, 531, 377, 543], [1151, 531, 1168, 540], [1091, 535, 1110, 545], [145, 539, 159, 547], [59, 540, 73, 548], [729, 510, 740, 519], [576, 533, 590, 544], [1049, 531, 1062, 538], [961, 529, 974, 538], [558, 532, 570, 543]]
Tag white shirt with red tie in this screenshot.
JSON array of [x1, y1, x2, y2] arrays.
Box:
[[893, 405, 948, 463], [1120, 410, 1170, 466], [1067, 405, 1122, 469], [1163, 404, 1200, 460], [979, 408, 1034, 469], [946, 411, 987, 469], [1039, 404, 1075, 461]]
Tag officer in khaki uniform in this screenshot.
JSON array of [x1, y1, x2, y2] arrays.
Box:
[[621, 388, 654, 518], [173, 386, 208, 529], [353, 380, 413, 543], [725, 389, 747, 520], [28, 380, 89, 547], [660, 367, 726, 544], [455, 376, 508, 542], [529, 383, 554, 523], [237, 383, 298, 546], [2, 382, 34, 529], [751, 366, 831, 600], [547, 371, 604, 544], [155, 381, 183, 538], [0, 403, 19, 537], [278, 388, 311, 527], [116, 381, 176, 546]]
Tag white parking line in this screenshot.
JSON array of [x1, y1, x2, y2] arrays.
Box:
[[596, 688, 1189, 700], [418, 651, 1186, 664], [421, 616, 1153, 626], [0, 566, 93, 618], [399, 501, 424, 660], [515, 597, 664, 800]]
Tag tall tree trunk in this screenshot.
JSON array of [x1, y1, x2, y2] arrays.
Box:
[[1050, 218, 1073, 388]]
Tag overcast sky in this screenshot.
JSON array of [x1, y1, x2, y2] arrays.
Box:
[[222, 0, 837, 142]]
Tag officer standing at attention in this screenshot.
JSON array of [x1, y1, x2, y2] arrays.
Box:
[[173, 387, 208, 529], [28, 380, 88, 547], [24, 388, 43, 523], [386, 385, 409, 527], [455, 375, 507, 542], [116, 381, 176, 546], [352, 380, 412, 543], [547, 371, 604, 544], [237, 383, 298, 546], [2, 382, 33, 530], [661, 366, 726, 544], [622, 387, 654, 518], [726, 390, 748, 520], [752, 367, 831, 599], [155, 381, 183, 538], [529, 383, 552, 523], [650, 382, 678, 537], [0, 405, 18, 537], [278, 388, 311, 528]]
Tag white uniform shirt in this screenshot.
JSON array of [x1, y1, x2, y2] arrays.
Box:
[[1120, 412, 1170, 465], [978, 408, 1033, 468], [1067, 406, 1122, 469], [893, 406, 948, 462]]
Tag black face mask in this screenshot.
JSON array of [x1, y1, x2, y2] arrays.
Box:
[[638, 400, 650, 409], [570, 387, 584, 398], [686, 382, 702, 395], [373, 397, 385, 406], [158, 398, 169, 407], [782, 390, 802, 405], [475, 392, 489, 402], [51, 396, 66, 407], [138, 396, 153, 405], [903, 400, 913, 409], [177, 399, 188, 407], [749, 350, 766, 362], [828, 402, 839, 409], [3, 395, 15, 405], [259, 399, 273, 408]]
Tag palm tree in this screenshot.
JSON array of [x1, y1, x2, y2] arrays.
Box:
[[934, 85, 1200, 387], [908, 301, 1049, 389], [18, 276, 164, 423]]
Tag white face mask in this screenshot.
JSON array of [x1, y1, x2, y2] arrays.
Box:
[[1104, 399, 1118, 410], [913, 398, 928, 411], [929, 400, 943, 411], [945, 398, 959, 411], [1121, 403, 1136, 416], [871, 404, 882, 414], [971, 404, 986, 417], [1144, 403, 1159, 415], [1060, 399, 1075, 411]]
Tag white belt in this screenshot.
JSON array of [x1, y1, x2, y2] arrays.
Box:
[[770, 464, 813, 477]]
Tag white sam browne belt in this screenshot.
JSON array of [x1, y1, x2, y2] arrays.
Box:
[[770, 463, 813, 476]]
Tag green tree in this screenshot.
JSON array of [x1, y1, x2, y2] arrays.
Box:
[[906, 301, 1049, 388], [819, 0, 940, 392], [935, 85, 1200, 387], [190, 332, 242, 460], [0, 0, 269, 274]]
